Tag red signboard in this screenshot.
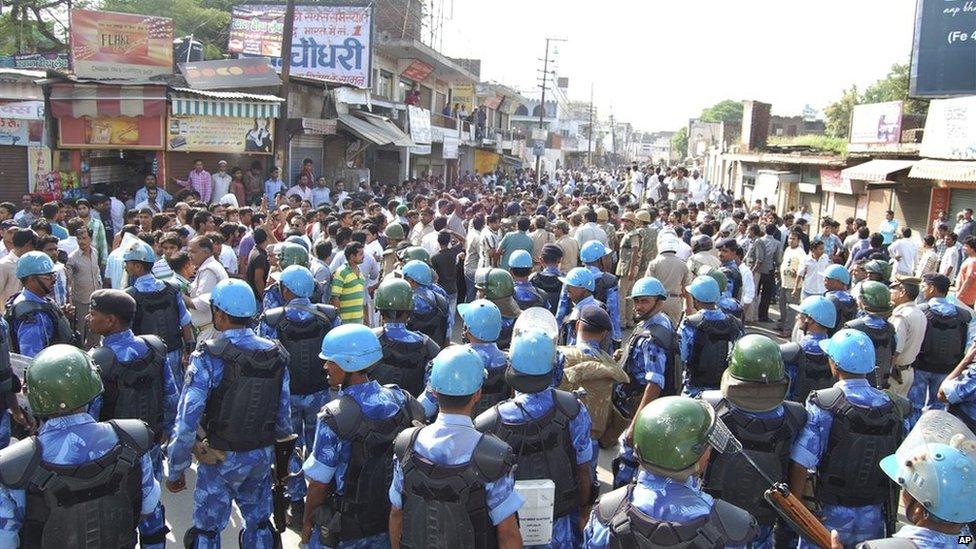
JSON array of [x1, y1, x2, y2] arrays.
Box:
[[819, 169, 853, 194], [929, 187, 950, 234], [401, 59, 434, 82]]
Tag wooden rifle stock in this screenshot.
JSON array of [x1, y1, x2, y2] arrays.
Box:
[[764, 483, 832, 549]]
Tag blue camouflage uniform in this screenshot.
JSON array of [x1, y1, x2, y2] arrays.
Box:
[[419, 342, 507, 419], [166, 327, 292, 549], [389, 413, 523, 537], [941, 358, 976, 429], [0, 412, 161, 547], [0, 316, 12, 449], [678, 308, 743, 397], [494, 388, 594, 548], [555, 267, 622, 343], [514, 280, 545, 308], [717, 295, 743, 319], [131, 274, 193, 388], [87, 328, 179, 549], [262, 283, 285, 312], [259, 296, 341, 503], [9, 288, 57, 358], [784, 332, 828, 400], [583, 470, 749, 549], [908, 297, 961, 426], [790, 379, 900, 548], [302, 380, 411, 548], [414, 282, 454, 337]]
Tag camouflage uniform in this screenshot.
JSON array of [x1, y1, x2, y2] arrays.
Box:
[[615, 226, 643, 329]]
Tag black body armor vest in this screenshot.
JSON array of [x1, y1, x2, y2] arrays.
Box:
[[263, 304, 337, 395], [90, 335, 168, 443], [371, 327, 440, 398], [684, 312, 742, 388], [126, 284, 183, 351]]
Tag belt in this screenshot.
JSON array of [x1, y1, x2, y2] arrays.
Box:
[[669, 293, 682, 297]]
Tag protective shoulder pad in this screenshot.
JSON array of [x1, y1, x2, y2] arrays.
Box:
[[700, 390, 726, 413], [89, 345, 117, 371], [403, 392, 427, 426], [0, 436, 41, 489], [202, 335, 231, 357], [319, 394, 363, 439], [108, 419, 153, 455], [883, 390, 912, 419], [123, 286, 138, 299], [809, 387, 845, 410], [856, 539, 918, 549], [647, 322, 674, 346], [313, 304, 339, 323], [782, 401, 809, 430], [422, 333, 441, 357], [709, 499, 759, 545], [12, 300, 43, 319], [394, 426, 422, 463], [552, 388, 582, 420], [844, 316, 866, 330], [262, 307, 285, 328], [473, 404, 501, 433], [779, 342, 801, 364], [684, 312, 704, 328], [141, 335, 168, 360], [959, 306, 973, 323], [471, 433, 515, 482], [595, 484, 633, 524]]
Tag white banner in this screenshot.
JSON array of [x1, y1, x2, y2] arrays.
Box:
[[0, 100, 44, 120], [408, 105, 431, 145], [850, 101, 902, 144], [921, 96, 976, 159], [443, 135, 459, 159]]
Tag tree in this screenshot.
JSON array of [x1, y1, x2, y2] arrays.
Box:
[[671, 127, 688, 159], [699, 99, 744, 124], [0, 0, 82, 55], [861, 63, 928, 115], [824, 85, 859, 138], [101, 0, 233, 60]]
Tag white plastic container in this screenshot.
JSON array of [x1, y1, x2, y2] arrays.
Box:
[[514, 479, 555, 546]]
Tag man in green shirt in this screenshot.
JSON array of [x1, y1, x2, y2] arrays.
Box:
[[76, 198, 108, 269], [496, 216, 535, 270], [330, 241, 367, 324]]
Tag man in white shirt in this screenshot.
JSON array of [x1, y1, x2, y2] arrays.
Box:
[[737, 247, 756, 321], [286, 173, 314, 203], [211, 160, 232, 204], [184, 235, 229, 342], [940, 232, 961, 283], [794, 240, 829, 299], [478, 215, 501, 269], [887, 227, 918, 276], [574, 210, 608, 247], [311, 176, 331, 208], [888, 276, 927, 398]]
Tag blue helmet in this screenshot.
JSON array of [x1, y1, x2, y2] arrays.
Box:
[[508, 249, 533, 269], [790, 295, 837, 329], [429, 345, 486, 396], [16, 251, 54, 279], [122, 240, 156, 264], [457, 299, 502, 342], [824, 264, 851, 286], [211, 279, 257, 317], [402, 260, 432, 286], [279, 265, 315, 298], [319, 324, 383, 372], [631, 276, 667, 300], [580, 240, 609, 264], [880, 442, 976, 523], [509, 329, 556, 375], [561, 267, 595, 292], [687, 275, 720, 304], [818, 328, 875, 374]]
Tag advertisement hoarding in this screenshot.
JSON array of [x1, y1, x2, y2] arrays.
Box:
[[167, 115, 275, 154], [849, 101, 903, 144], [911, 0, 976, 97], [450, 84, 475, 113], [920, 96, 976, 159], [69, 9, 173, 80], [179, 58, 280, 90], [58, 115, 163, 149]]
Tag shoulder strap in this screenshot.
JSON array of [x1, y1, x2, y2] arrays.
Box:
[[140, 335, 168, 360], [313, 304, 339, 323], [473, 404, 501, 433], [0, 436, 41, 488], [202, 335, 231, 357], [471, 433, 515, 482], [90, 345, 117, 374], [810, 386, 845, 410], [596, 484, 633, 524], [320, 394, 363, 439], [782, 401, 809, 431], [552, 388, 582, 420], [263, 306, 285, 327], [109, 418, 154, 454], [394, 426, 422, 463], [705, 499, 759, 546], [779, 342, 800, 364]]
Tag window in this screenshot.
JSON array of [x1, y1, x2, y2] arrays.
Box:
[[515, 105, 528, 116], [398, 78, 414, 103], [376, 70, 394, 99]]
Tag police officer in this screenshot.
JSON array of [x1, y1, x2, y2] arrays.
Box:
[[396, 245, 430, 271], [556, 267, 610, 349], [823, 264, 857, 333], [459, 299, 509, 417], [616, 212, 644, 329], [122, 240, 195, 387], [635, 209, 658, 278], [401, 260, 451, 347], [781, 296, 836, 403], [788, 329, 909, 548], [844, 280, 898, 388], [509, 250, 548, 310], [166, 279, 292, 547], [371, 278, 440, 397], [578, 240, 622, 348], [688, 234, 721, 275], [583, 396, 759, 548], [381, 223, 406, 278], [475, 267, 521, 350], [301, 324, 425, 547], [0, 345, 158, 547], [529, 243, 565, 314], [258, 265, 341, 526], [0, 313, 28, 449], [644, 234, 689, 327], [701, 335, 807, 549], [679, 275, 744, 397], [264, 241, 315, 311], [701, 266, 744, 320], [389, 345, 524, 547], [864, 259, 890, 285], [6, 251, 76, 357], [476, 328, 595, 548]]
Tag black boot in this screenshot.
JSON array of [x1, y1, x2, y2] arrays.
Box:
[[288, 499, 305, 529]]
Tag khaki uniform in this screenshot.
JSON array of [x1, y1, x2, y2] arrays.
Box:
[[638, 225, 658, 275], [645, 252, 691, 326], [615, 229, 643, 328], [381, 248, 399, 279], [557, 346, 629, 441], [687, 252, 721, 277]]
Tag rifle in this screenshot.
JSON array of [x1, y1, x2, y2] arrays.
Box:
[[272, 434, 298, 533]]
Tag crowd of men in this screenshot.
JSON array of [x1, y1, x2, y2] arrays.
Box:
[[0, 160, 974, 548]]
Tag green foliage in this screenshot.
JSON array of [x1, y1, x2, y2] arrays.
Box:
[[671, 126, 688, 159], [824, 85, 859, 139], [699, 99, 743, 123], [823, 62, 930, 139], [100, 0, 233, 60], [768, 134, 848, 155]]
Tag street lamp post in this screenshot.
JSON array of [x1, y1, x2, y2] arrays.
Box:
[[535, 37, 566, 184]]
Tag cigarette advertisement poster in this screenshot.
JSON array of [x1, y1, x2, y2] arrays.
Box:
[[168, 115, 275, 154], [70, 9, 173, 80], [59, 115, 163, 149]]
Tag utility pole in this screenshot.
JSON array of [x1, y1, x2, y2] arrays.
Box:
[[609, 110, 616, 167], [535, 37, 566, 184], [586, 82, 594, 167], [275, 0, 296, 176]]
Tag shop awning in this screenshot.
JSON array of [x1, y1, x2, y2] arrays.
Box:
[[909, 159, 976, 182], [840, 159, 916, 182], [0, 71, 44, 101], [337, 113, 415, 147], [50, 83, 167, 118], [170, 88, 282, 118], [357, 112, 415, 147]]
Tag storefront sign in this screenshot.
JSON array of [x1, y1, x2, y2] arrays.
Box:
[[911, 0, 976, 96], [401, 59, 433, 82], [0, 101, 44, 120], [27, 146, 52, 194], [408, 106, 431, 145], [500, 96, 522, 115], [0, 118, 44, 146], [929, 187, 950, 233], [167, 115, 274, 154], [59, 115, 163, 149], [410, 144, 431, 156], [450, 84, 475, 113], [69, 10, 173, 80], [443, 135, 459, 159], [231, 4, 373, 87], [921, 96, 976, 159], [0, 53, 68, 70], [179, 58, 280, 90], [849, 101, 902, 144], [819, 169, 851, 193]]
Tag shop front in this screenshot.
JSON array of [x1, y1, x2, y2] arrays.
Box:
[[0, 69, 48, 203], [336, 111, 414, 185], [910, 159, 976, 231], [841, 159, 929, 234]]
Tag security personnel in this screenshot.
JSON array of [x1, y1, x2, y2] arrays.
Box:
[[264, 241, 316, 311], [86, 289, 178, 549], [788, 329, 909, 548], [781, 296, 836, 403], [615, 212, 643, 329], [400, 259, 450, 347], [475, 267, 521, 350], [0, 345, 158, 547], [583, 396, 759, 548], [688, 234, 721, 275], [122, 240, 195, 388], [301, 324, 425, 548], [864, 259, 890, 285], [6, 251, 77, 357], [460, 299, 510, 418], [0, 314, 28, 449], [597, 207, 618, 261], [371, 278, 440, 397], [644, 234, 689, 327], [258, 265, 340, 525], [509, 249, 548, 310], [701, 335, 807, 549], [717, 238, 744, 301], [382, 223, 406, 278], [529, 243, 565, 314], [701, 266, 743, 320], [635, 209, 658, 277], [679, 275, 744, 397], [579, 240, 622, 347], [389, 345, 524, 547], [844, 280, 898, 388], [396, 245, 430, 268], [166, 279, 292, 547], [476, 328, 595, 548], [823, 264, 857, 333], [556, 267, 610, 350]]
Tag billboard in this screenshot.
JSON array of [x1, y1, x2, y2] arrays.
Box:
[[911, 0, 976, 97], [450, 84, 475, 113], [69, 9, 173, 80], [228, 4, 372, 88], [168, 115, 274, 154], [408, 106, 431, 145], [849, 101, 903, 144], [59, 115, 164, 149], [179, 58, 280, 90], [920, 96, 976, 159]]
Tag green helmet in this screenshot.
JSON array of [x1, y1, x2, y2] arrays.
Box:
[[384, 223, 405, 240], [864, 259, 887, 277], [375, 278, 413, 311], [727, 334, 785, 382], [633, 396, 724, 476], [699, 266, 728, 294], [860, 280, 893, 313], [474, 267, 515, 299], [398, 246, 430, 265], [27, 345, 103, 416], [277, 242, 309, 269]]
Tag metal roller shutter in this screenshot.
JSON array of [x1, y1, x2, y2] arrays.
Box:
[[0, 146, 28, 204], [894, 187, 931, 236], [867, 189, 891, 231], [832, 193, 857, 223], [288, 134, 324, 186], [950, 188, 976, 220]]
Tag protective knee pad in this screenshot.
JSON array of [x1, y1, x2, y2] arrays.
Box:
[[183, 526, 219, 548], [140, 525, 170, 546], [239, 519, 281, 549]]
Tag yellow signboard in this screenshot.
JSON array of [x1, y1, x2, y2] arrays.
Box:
[[167, 115, 274, 154]]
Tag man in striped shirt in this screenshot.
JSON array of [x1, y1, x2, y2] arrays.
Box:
[[330, 241, 367, 324]]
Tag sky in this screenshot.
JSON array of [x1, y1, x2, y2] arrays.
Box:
[[434, 0, 919, 132]]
